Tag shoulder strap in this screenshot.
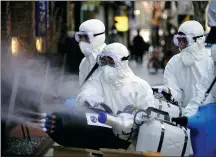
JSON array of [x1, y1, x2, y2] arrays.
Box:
[[81, 62, 99, 87], [201, 75, 216, 104]]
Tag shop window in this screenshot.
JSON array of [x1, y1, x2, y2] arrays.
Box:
[[11, 37, 19, 56], [36, 37, 44, 53]]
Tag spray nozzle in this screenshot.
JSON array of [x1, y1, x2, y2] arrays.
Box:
[[41, 113, 47, 118], [40, 119, 46, 123], [42, 128, 47, 132], [39, 123, 45, 127]]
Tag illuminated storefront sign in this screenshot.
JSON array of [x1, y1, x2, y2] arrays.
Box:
[[114, 16, 129, 32], [11, 37, 19, 55], [36, 1, 48, 37]]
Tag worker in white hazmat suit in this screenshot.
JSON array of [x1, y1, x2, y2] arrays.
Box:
[[75, 19, 106, 86], [153, 20, 214, 109], [76, 43, 155, 114], [184, 1, 216, 117]]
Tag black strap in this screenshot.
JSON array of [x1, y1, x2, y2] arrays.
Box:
[[181, 128, 188, 157], [179, 107, 182, 117], [201, 75, 216, 103], [94, 32, 105, 37], [81, 63, 99, 87], [206, 75, 216, 94], [121, 128, 135, 142], [121, 55, 130, 61], [157, 121, 165, 152], [193, 35, 204, 42], [99, 103, 113, 114]]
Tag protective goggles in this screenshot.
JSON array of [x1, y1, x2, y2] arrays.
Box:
[[75, 31, 105, 43], [173, 33, 204, 47], [97, 53, 129, 67], [173, 34, 189, 47]]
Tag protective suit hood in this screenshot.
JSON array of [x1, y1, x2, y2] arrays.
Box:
[[79, 19, 105, 56], [178, 20, 204, 39], [100, 43, 134, 88], [177, 21, 206, 66]]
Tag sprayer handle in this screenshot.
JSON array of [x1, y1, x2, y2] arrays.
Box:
[[152, 88, 179, 106], [152, 88, 172, 101], [146, 107, 170, 121]]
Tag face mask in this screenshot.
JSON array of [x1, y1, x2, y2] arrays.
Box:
[[211, 44, 216, 62], [102, 66, 118, 84], [180, 44, 196, 66], [79, 42, 93, 56], [180, 42, 206, 66]]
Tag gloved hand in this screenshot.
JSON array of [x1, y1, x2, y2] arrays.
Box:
[[64, 96, 76, 106], [171, 116, 188, 127], [152, 86, 172, 101], [158, 86, 170, 94]]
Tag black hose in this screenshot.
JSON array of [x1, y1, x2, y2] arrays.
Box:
[[133, 109, 147, 127], [25, 126, 31, 142], [21, 125, 26, 139]]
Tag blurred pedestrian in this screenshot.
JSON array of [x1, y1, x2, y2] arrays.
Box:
[[132, 29, 149, 65], [147, 48, 161, 74]]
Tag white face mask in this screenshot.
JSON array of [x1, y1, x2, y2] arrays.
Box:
[[180, 44, 196, 66], [211, 44, 216, 62], [79, 42, 93, 56], [101, 66, 118, 85], [180, 41, 206, 66]]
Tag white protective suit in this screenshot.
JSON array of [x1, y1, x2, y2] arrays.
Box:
[[161, 21, 214, 108], [184, 1, 216, 117], [76, 43, 155, 114], [77, 19, 106, 86]]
